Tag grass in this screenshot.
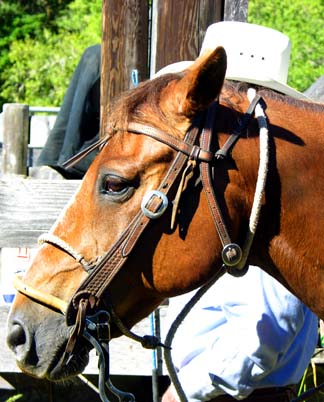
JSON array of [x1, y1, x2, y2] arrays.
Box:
[[4, 397, 23, 402], [297, 362, 324, 401]]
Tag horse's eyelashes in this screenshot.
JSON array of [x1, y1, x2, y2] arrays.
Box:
[[102, 175, 128, 193], [100, 174, 135, 202]]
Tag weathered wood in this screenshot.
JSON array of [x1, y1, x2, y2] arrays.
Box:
[[311, 348, 324, 364], [151, 0, 223, 74], [0, 177, 80, 247], [0, 306, 17, 372], [304, 74, 324, 101], [224, 0, 248, 22], [2, 104, 29, 176], [100, 0, 149, 136], [198, 0, 224, 49]]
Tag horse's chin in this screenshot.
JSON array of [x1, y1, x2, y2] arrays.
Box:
[[17, 340, 91, 381], [48, 346, 90, 381]]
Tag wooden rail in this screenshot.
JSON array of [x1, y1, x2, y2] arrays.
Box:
[[0, 177, 80, 248]]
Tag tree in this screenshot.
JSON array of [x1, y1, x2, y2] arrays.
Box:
[[0, 0, 101, 107], [1, 0, 323, 106], [248, 0, 324, 92]]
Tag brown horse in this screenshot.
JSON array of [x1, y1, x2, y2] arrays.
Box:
[[6, 47, 324, 384]]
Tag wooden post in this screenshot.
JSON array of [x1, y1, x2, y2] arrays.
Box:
[[2, 103, 29, 176], [100, 0, 149, 137], [150, 0, 224, 75], [224, 0, 248, 21], [99, 0, 248, 138]]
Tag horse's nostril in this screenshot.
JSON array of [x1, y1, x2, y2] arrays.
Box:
[[7, 323, 27, 350]]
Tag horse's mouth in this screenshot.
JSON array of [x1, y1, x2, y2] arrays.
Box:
[[46, 339, 91, 381]]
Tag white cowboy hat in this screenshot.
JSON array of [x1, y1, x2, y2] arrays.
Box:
[[155, 21, 307, 100]]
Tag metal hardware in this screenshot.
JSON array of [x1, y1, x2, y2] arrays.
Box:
[[141, 190, 169, 219], [221, 243, 243, 266], [84, 311, 135, 402]]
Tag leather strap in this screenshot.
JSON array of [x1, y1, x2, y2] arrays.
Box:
[[62, 136, 110, 169], [200, 102, 232, 247], [128, 122, 214, 162], [65, 96, 262, 325], [66, 122, 203, 324], [216, 94, 262, 159]]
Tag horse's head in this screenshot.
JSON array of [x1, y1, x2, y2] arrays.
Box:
[[7, 47, 231, 380]]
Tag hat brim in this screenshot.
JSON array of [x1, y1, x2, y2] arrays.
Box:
[[227, 75, 309, 100], [153, 61, 194, 77], [154, 61, 309, 100]]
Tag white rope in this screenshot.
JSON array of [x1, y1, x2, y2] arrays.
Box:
[[78, 374, 101, 395], [247, 88, 269, 234], [38, 233, 84, 263], [232, 89, 269, 271]]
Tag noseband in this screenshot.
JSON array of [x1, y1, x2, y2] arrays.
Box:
[[14, 92, 268, 402]]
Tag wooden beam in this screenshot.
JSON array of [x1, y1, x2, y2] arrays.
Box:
[[198, 0, 224, 49], [151, 0, 224, 74], [100, 0, 149, 137], [224, 0, 248, 22], [0, 177, 80, 248]]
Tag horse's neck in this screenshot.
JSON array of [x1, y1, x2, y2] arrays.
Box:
[[230, 93, 324, 312]]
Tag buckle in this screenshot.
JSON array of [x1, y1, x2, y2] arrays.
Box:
[[141, 190, 168, 219]]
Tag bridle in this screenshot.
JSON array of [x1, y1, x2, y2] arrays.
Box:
[[14, 91, 268, 402]]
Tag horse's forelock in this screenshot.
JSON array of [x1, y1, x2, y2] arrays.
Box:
[[108, 73, 183, 130]]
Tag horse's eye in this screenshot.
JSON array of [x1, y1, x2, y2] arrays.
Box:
[[101, 174, 135, 202], [102, 175, 129, 194]]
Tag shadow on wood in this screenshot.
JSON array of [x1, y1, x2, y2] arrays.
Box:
[[0, 372, 170, 402]]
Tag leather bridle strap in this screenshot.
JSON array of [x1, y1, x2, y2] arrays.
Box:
[[216, 94, 262, 159], [127, 121, 214, 162], [66, 120, 204, 324], [200, 96, 262, 267], [200, 102, 232, 247], [62, 136, 110, 170]]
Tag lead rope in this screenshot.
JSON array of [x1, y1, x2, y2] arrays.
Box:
[[246, 88, 269, 237], [164, 273, 223, 402], [226, 89, 269, 275], [164, 90, 270, 402]]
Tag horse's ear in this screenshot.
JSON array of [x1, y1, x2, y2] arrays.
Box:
[[176, 46, 227, 118]]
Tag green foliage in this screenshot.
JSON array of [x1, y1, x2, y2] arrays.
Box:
[[0, 0, 101, 107], [0, 0, 74, 71], [248, 0, 324, 92], [1, 0, 323, 106]]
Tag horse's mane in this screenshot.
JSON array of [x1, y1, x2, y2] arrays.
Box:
[[223, 80, 324, 112], [107, 73, 323, 135]]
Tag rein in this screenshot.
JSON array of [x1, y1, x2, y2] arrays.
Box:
[[13, 93, 267, 402]]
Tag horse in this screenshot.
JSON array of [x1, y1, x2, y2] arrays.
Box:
[[6, 46, 324, 389]]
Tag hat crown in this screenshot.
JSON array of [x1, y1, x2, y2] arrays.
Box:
[[200, 21, 291, 85], [155, 21, 307, 99]]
